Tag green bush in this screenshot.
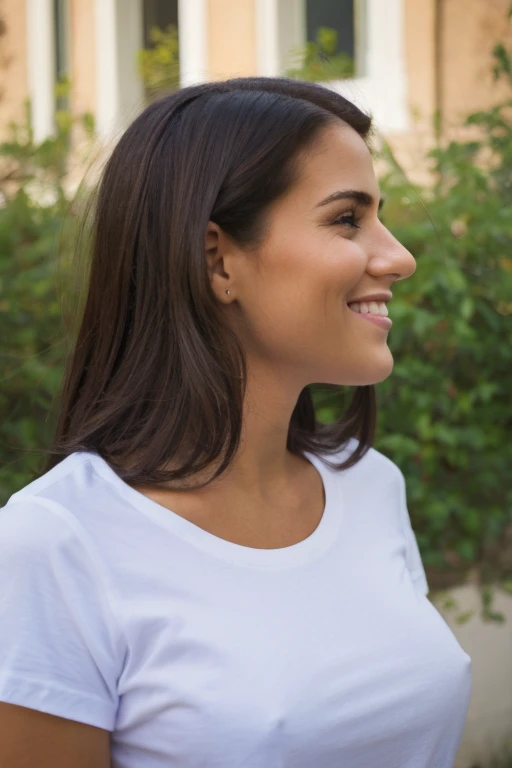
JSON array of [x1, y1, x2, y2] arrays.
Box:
[[0, 99, 86, 500], [1, 44, 511, 620], [377, 130, 512, 567], [313, 44, 512, 619], [379, 49, 512, 613]]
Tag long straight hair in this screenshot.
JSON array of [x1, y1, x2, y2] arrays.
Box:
[[44, 77, 376, 489]]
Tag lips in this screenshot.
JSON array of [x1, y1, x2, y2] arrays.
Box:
[[347, 292, 393, 305]]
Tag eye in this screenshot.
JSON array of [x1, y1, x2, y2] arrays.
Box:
[[332, 211, 361, 229]]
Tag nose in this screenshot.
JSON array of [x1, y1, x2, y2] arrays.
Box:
[[367, 221, 416, 282]]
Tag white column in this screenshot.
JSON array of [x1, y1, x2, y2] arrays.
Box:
[[178, 0, 208, 86], [94, 0, 144, 140], [116, 0, 145, 128], [255, 0, 280, 76], [334, 0, 409, 133], [364, 0, 408, 131], [26, 0, 55, 142], [94, 0, 119, 138]]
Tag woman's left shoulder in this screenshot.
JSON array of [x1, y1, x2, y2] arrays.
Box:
[[323, 437, 405, 486]]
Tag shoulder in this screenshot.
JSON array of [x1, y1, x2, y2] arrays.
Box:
[[1, 454, 87, 561], [0, 456, 127, 660], [311, 438, 409, 517], [4, 450, 125, 539], [320, 437, 405, 486], [1, 481, 107, 594], [1, 451, 124, 580], [7, 451, 101, 507]]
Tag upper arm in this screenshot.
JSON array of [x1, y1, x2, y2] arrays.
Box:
[[0, 702, 111, 768]]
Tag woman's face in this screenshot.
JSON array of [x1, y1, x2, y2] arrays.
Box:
[[227, 121, 416, 387]]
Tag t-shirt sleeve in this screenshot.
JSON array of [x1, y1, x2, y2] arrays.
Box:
[[0, 496, 125, 730], [395, 467, 429, 597]]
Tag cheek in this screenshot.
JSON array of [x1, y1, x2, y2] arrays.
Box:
[[325, 238, 367, 291], [255, 236, 367, 342], [277, 231, 367, 291], [289, 235, 368, 315]]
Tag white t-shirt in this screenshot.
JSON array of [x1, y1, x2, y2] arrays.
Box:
[[0, 439, 471, 768]]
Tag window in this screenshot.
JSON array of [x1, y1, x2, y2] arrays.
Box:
[[306, 0, 354, 59], [267, 0, 407, 133], [279, 0, 366, 80], [143, 0, 178, 48], [140, 0, 180, 99], [53, 0, 70, 111]]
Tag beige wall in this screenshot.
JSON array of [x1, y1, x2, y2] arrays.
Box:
[[207, 0, 257, 80], [404, 0, 436, 125], [1, 1, 511, 153], [441, 0, 512, 128], [69, 0, 95, 119], [392, 0, 512, 184], [0, 0, 29, 141], [404, 0, 512, 131]]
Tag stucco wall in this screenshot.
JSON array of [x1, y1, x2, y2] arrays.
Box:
[[404, 0, 511, 129], [404, 0, 436, 126], [400, 0, 512, 182], [441, 0, 512, 128], [207, 0, 257, 80], [69, 0, 95, 120], [0, 0, 28, 141]]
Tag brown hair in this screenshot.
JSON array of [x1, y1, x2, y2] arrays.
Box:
[[44, 76, 375, 489]]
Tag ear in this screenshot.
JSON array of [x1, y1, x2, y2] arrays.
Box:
[[205, 220, 233, 302]]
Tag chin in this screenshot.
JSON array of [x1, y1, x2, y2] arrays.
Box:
[[322, 349, 395, 386], [356, 351, 394, 385]]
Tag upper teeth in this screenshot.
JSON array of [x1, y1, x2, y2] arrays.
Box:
[[349, 301, 389, 316]]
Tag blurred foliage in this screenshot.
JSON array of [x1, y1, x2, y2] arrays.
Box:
[[137, 24, 180, 100], [313, 41, 512, 621], [285, 27, 355, 82], [377, 45, 512, 619], [0, 93, 91, 500], [1, 27, 512, 621], [470, 742, 512, 768]]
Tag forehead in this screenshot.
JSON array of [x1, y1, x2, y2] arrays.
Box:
[[294, 121, 377, 199]]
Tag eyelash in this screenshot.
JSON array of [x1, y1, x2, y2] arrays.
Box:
[[332, 211, 361, 229]]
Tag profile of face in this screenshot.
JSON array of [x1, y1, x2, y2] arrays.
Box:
[[207, 121, 416, 389]]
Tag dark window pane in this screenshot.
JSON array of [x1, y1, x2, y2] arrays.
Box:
[[143, 0, 178, 48], [306, 0, 354, 57], [53, 0, 69, 111], [53, 0, 68, 79]]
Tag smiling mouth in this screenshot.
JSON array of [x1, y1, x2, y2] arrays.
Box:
[[347, 300, 392, 329], [347, 300, 389, 317]]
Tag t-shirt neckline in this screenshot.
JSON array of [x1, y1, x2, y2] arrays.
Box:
[[80, 449, 342, 570]]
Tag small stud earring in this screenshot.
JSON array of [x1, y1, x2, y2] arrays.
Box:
[[225, 290, 230, 295]]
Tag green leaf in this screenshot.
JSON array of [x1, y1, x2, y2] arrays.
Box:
[[455, 611, 475, 625]]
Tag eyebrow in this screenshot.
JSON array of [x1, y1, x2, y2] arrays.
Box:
[[316, 190, 385, 210]]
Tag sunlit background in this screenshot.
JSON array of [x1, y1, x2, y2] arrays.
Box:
[[1, 2, 512, 766]]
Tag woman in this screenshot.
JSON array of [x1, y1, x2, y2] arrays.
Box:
[[0, 77, 471, 767]]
